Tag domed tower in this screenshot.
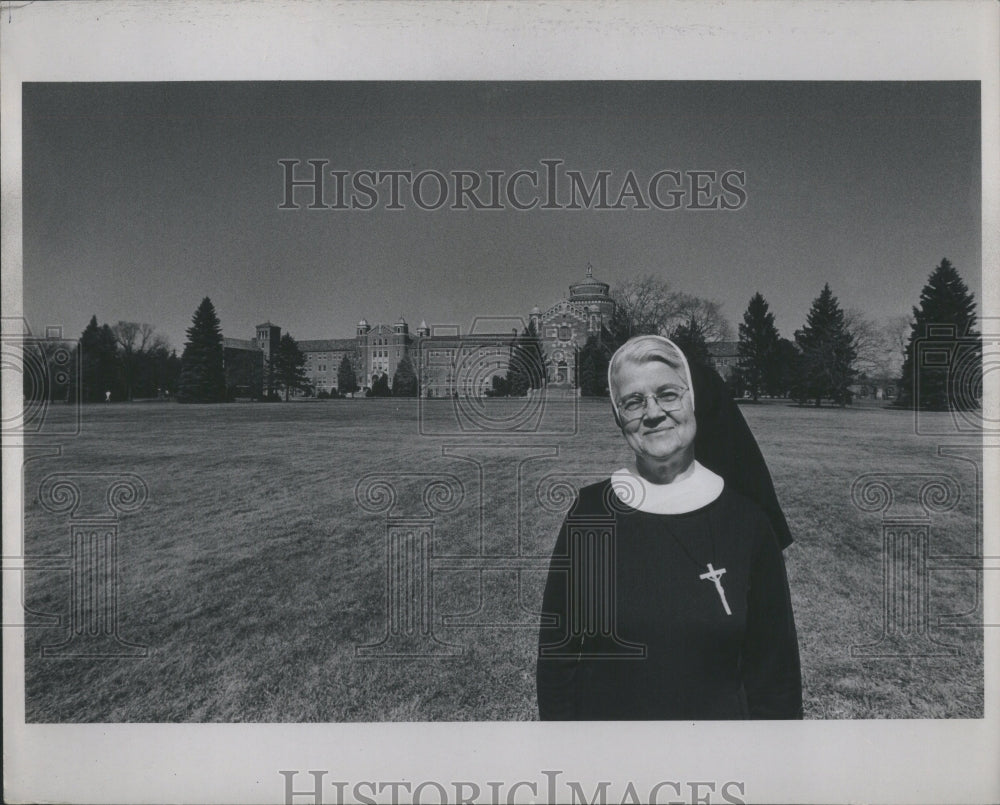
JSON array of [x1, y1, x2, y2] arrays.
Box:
[[357, 318, 370, 337], [394, 315, 408, 336], [416, 319, 430, 337], [529, 305, 542, 331], [568, 263, 616, 321]]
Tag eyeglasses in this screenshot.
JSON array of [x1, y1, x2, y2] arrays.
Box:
[[616, 386, 689, 421]]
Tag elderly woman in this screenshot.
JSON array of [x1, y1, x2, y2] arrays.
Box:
[[537, 335, 802, 720]]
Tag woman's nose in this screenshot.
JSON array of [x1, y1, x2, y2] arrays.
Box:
[[642, 401, 668, 422]]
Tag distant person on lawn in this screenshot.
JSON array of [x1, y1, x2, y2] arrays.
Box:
[[537, 335, 802, 720]]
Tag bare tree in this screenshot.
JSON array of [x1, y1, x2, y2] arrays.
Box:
[[610, 274, 733, 344], [667, 293, 734, 342], [610, 275, 675, 340], [113, 321, 168, 401], [844, 309, 911, 380], [842, 309, 882, 377], [884, 314, 913, 377]]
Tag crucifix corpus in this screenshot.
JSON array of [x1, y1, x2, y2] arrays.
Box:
[[699, 563, 732, 615]]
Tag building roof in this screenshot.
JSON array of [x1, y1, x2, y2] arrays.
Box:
[[255, 321, 277, 329], [298, 338, 357, 352], [414, 333, 515, 345], [222, 337, 259, 351], [706, 340, 739, 358], [569, 263, 611, 300]]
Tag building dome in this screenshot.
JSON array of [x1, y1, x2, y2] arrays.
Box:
[[569, 264, 611, 302], [397, 315, 407, 324], [358, 318, 369, 327], [419, 319, 428, 330]]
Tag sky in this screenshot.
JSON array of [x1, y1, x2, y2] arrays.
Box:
[[22, 81, 982, 352]]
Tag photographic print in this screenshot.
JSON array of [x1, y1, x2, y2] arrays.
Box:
[[16, 78, 986, 722], [3, 2, 998, 804]]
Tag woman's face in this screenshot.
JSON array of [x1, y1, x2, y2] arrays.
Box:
[[614, 359, 696, 468]]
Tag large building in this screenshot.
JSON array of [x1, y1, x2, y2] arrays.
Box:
[[222, 266, 620, 397], [530, 264, 616, 387], [295, 338, 357, 396], [706, 341, 740, 382], [221, 321, 280, 398]]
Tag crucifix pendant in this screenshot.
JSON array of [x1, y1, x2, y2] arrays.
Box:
[[699, 563, 732, 615]]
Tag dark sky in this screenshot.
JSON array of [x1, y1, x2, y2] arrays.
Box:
[[23, 81, 981, 350]]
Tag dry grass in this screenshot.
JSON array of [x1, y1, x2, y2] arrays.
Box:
[[21, 398, 983, 721]]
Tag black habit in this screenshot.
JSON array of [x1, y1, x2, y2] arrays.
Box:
[[536, 479, 803, 721], [688, 360, 793, 550]]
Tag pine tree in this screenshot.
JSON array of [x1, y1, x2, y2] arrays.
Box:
[[506, 320, 545, 396], [794, 284, 857, 406], [371, 372, 391, 397], [69, 316, 121, 402], [669, 316, 711, 369], [272, 333, 310, 401], [737, 292, 781, 401], [392, 354, 419, 397], [337, 354, 359, 396], [577, 334, 610, 396], [897, 258, 980, 411], [771, 338, 801, 398], [177, 297, 226, 403]]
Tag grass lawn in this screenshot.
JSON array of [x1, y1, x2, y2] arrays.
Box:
[[20, 398, 983, 721]]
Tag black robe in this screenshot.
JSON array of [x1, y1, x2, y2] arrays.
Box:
[[536, 480, 802, 720], [689, 361, 793, 550]]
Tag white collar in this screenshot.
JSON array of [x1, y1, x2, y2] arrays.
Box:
[[610, 461, 724, 514]]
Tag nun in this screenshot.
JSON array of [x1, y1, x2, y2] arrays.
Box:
[[536, 335, 802, 720]]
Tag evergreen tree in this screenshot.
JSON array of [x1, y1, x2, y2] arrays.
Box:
[[392, 354, 419, 397], [490, 375, 511, 397], [271, 333, 310, 401], [770, 338, 801, 398], [147, 346, 182, 397], [69, 316, 121, 402], [897, 258, 980, 411], [337, 354, 359, 396], [794, 284, 857, 406], [577, 334, 610, 396], [371, 372, 391, 397], [73, 316, 101, 403], [177, 297, 226, 403], [506, 320, 545, 396], [737, 292, 781, 401], [669, 316, 711, 369]]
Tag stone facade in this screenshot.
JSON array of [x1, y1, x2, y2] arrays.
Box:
[[529, 265, 615, 387], [296, 338, 359, 395]]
